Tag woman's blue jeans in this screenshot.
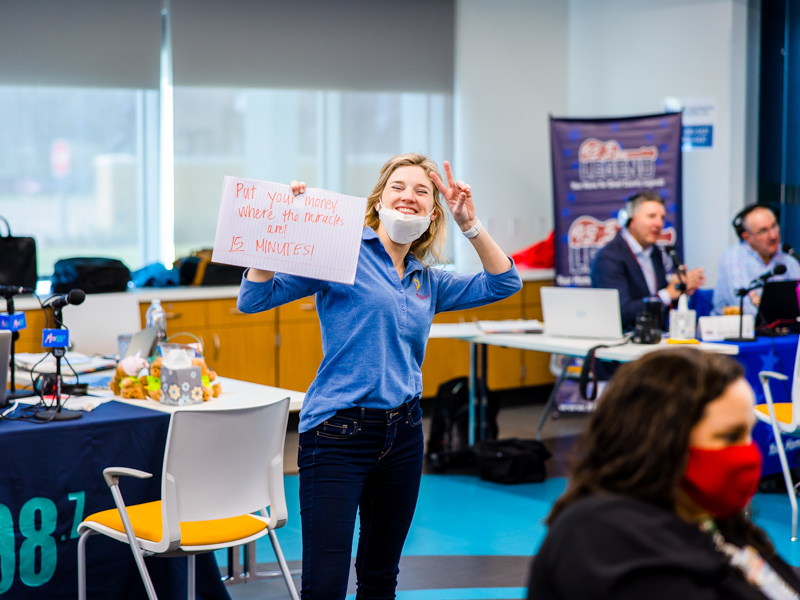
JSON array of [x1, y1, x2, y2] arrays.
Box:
[[297, 398, 424, 599]]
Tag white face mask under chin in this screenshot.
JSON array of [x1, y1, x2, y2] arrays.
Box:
[[377, 202, 433, 245]]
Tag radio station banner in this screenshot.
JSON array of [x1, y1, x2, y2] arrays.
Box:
[[212, 176, 367, 285], [550, 112, 683, 287]]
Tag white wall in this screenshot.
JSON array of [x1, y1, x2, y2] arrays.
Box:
[[454, 0, 757, 284], [453, 0, 570, 268], [567, 0, 754, 285]]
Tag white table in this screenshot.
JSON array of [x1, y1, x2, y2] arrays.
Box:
[[106, 376, 305, 413], [429, 324, 739, 444], [10, 367, 305, 414]]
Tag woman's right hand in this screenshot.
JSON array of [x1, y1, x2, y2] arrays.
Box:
[[245, 180, 306, 282]]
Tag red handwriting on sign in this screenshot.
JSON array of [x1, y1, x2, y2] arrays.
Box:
[[236, 183, 257, 198], [304, 195, 338, 213], [263, 224, 287, 235], [230, 236, 244, 252], [237, 204, 274, 220], [255, 240, 315, 258], [267, 191, 296, 211], [304, 212, 344, 227]]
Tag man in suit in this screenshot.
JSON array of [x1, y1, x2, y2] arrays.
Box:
[[591, 191, 705, 330]]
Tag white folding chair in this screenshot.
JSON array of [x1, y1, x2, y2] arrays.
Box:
[[77, 399, 299, 600], [757, 339, 800, 541]]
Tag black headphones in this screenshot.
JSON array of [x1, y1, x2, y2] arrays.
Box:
[[732, 203, 775, 240], [619, 191, 665, 228]]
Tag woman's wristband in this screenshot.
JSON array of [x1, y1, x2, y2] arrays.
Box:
[[462, 218, 483, 239]]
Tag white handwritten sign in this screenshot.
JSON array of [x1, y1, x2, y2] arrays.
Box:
[[212, 176, 367, 285]]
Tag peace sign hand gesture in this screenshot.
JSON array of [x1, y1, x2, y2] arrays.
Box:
[[430, 161, 477, 231]]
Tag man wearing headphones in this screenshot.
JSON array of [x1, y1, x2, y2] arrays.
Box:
[[712, 204, 800, 315], [591, 191, 705, 330]]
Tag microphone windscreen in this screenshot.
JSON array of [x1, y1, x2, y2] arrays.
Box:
[[68, 289, 86, 306], [774, 264, 787, 275]]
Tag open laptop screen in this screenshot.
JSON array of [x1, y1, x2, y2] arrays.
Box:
[[541, 287, 625, 340], [756, 280, 800, 332]]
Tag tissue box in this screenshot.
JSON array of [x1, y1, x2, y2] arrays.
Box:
[[698, 314, 755, 341], [160, 366, 204, 406]]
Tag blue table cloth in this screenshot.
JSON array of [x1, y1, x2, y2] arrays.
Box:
[[725, 334, 800, 476], [0, 400, 231, 599]]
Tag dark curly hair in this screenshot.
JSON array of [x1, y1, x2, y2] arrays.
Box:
[[548, 348, 775, 555]]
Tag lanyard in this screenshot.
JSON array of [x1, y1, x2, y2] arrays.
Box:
[[700, 519, 798, 600]]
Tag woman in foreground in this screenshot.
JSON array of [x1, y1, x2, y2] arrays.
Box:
[[528, 347, 800, 600]]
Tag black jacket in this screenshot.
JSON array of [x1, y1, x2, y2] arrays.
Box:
[[590, 230, 669, 330], [528, 494, 800, 600]]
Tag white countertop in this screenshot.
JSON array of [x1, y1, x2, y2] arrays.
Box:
[[517, 268, 555, 282], [11, 268, 552, 312], [13, 286, 241, 311]]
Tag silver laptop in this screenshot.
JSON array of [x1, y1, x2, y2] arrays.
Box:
[[0, 330, 10, 408], [541, 287, 625, 340], [123, 327, 158, 359]]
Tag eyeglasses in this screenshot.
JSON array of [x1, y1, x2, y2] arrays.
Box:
[[748, 222, 780, 237]]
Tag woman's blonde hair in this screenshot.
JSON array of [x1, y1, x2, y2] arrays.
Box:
[[364, 153, 448, 265]]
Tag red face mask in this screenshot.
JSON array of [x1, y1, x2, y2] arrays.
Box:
[[681, 442, 762, 519]]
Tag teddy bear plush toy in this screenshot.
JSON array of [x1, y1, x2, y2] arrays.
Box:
[[109, 356, 149, 399], [139, 357, 163, 401], [191, 356, 222, 400]]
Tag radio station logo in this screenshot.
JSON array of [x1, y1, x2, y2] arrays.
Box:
[[569, 138, 664, 192], [42, 328, 69, 348], [566, 216, 677, 277], [579, 138, 658, 181], [0, 312, 27, 332], [567, 216, 619, 275]]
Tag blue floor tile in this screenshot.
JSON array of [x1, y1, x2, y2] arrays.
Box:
[[218, 475, 800, 571]]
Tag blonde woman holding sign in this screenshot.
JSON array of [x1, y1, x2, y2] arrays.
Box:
[[238, 153, 521, 599]]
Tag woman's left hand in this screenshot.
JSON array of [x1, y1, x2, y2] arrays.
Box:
[[430, 161, 477, 231]]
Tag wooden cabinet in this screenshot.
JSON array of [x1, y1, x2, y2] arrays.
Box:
[[277, 297, 323, 393], [16, 309, 51, 353], [521, 280, 554, 386], [138, 298, 278, 386]]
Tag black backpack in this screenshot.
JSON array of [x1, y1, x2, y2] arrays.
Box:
[[426, 376, 498, 472], [472, 438, 552, 484], [51, 257, 131, 294]]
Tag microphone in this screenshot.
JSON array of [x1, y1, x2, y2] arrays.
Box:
[[0, 285, 35, 296], [43, 289, 86, 309], [664, 245, 687, 277], [783, 243, 800, 263], [752, 264, 787, 285]]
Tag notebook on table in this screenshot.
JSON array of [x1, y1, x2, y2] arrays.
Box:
[[540, 287, 625, 341]]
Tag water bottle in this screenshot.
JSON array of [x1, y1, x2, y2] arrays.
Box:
[[145, 299, 167, 344]]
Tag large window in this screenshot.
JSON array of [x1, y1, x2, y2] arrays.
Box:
[[0, 86, 452, 276], [0, 87, 143, 273]]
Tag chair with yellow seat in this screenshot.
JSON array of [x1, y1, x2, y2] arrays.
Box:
[[758, 347, 800, 541], [77, 399, 300, 600]]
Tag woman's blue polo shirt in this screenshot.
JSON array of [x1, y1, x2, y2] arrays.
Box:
[[238, 226, 522, 432]]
